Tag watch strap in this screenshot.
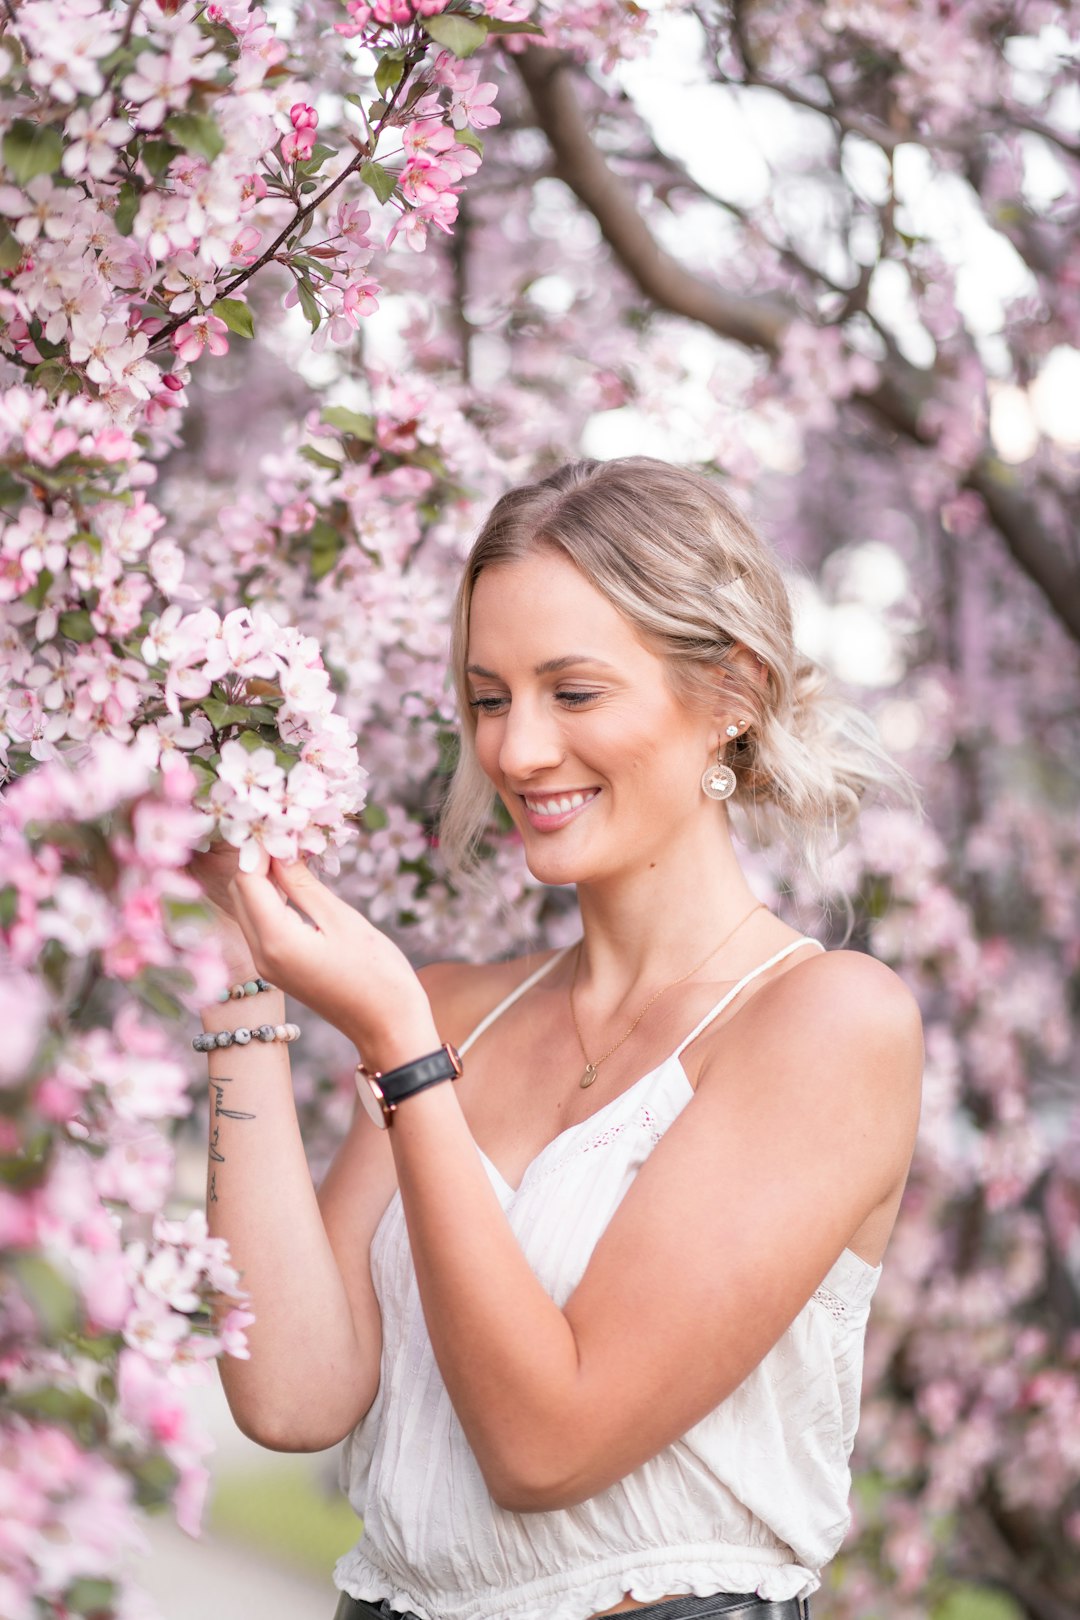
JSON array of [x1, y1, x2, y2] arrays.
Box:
[[359, 1042, 462, 1110]]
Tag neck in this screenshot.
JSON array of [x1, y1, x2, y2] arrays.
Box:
[[573, 816, 769, 1000]]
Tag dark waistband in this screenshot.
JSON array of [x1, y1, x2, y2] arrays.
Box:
[[333, 1593, 810, 1620]]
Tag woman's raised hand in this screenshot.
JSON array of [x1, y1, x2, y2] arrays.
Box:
[[225, 846, 433, 1058], [188, 840, 259, 980]]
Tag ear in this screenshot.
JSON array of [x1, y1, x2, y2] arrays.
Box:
[[727, 643, 769, 691], [709, 643, 768, 737]]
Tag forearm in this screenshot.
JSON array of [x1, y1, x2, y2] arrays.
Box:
[[202, 987, 370, 1450], [386, 1063, 584, 1507]]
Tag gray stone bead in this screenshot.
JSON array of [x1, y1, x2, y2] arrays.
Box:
[[233, 1027, 252, 1044], [215, 1030, 234, 1047], [255, 1024, 276, 1042]]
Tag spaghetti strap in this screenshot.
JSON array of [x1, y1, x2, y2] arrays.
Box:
[[459, 947, 573, 1056], [674, 936, 825, 1057]]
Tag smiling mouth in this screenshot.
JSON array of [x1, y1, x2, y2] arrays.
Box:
[[521, 788, 600, 817]]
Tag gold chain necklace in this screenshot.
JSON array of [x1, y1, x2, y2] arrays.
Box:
[[569, 901, 767, 1089]]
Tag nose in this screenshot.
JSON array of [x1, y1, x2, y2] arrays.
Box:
[[497, 694, 564, 784]]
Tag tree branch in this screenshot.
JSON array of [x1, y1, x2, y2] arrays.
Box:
[[513, 47, 791, 354], [513, 46, 1080, 647]]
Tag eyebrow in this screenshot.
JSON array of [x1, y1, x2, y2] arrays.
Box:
[[466, 656, 616, 679]]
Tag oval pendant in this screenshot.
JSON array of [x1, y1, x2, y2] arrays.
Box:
[[580, 1064, 598, 1089]]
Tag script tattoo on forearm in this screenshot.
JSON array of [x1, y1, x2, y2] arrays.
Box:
[[208, 1075, 255, 1205]]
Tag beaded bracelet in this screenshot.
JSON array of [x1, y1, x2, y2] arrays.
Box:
[[215, 977, 275, 1004], [193, 1022, 301, 1053]]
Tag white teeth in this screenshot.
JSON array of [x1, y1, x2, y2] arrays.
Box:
[[525, 789, 596, 816]]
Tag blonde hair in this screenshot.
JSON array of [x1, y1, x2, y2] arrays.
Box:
[[441, 456, 919, 910]]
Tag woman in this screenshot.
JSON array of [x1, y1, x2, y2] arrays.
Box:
[[191, 458, 924, 1620]]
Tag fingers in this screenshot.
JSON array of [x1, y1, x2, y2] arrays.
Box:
[[266, 857, 340, 931], [229, 852, 289, 941]]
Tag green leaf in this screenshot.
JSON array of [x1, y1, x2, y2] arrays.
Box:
[[200, 696, 231, 729], [362, 803, 389, 831], [455, 127, 484, 156], [309, 516, 343, 580], [9, 1255, 78, 1338], [6, 1384, 107, 1443], [294, 276, 321, 331], [2, 120, 63, 184], [321, 406, 375, 440], [311, 548, 339, 582], [420, 12, 489, 56], [30, 359, 71, 399], [213, 297, 255, 339], [114, 179, 139, 236], [138, 979, 184, 1020], [375, 53, 405, 97], [360, 159, 397, 205], [132, 1453, 180, 1511], [58, 610, 96, 643], [200, 696, 275, 729], [298, 444, 343, 471], [482, 15, 545, 33], [308, 517, 340, 550], [165, 111, 225, 163], [65, 1577, 116, 1616], [97, 36, 153, 77], [141, 139, 179, 180], [0, 226, 22, 270]]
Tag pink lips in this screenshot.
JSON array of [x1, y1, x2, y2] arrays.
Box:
[[520, 788, 600, 832]]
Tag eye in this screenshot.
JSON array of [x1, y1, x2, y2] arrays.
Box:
[[556, 690, 601, 707], [467, 695, 508, 714]]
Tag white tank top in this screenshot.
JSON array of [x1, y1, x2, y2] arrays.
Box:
[[336, 937, 882, 1620]]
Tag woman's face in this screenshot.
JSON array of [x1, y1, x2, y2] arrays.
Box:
[[465, 548, 727, 888]]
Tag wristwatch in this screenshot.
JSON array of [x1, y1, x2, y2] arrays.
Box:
[[355, 1041, 463, 1129]]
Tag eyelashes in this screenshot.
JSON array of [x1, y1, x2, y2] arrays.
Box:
[[467, 690, 602, 714]]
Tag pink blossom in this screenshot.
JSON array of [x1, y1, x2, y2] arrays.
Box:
[[21, 2, 121, 102], [220, 1306, 256, 1358], [62, 95, 131, 179], [122, 27, 226, 132], [172, 313, 230, 363], [238, 171, 268, 212]]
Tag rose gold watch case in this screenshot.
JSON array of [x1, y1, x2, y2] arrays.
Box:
[[355, 1069, 393, 1130], [354, 1042, 462, 1131]]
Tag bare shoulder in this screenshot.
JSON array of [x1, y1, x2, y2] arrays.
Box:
[[711, 944, 924, 1126], [757, 946, 926, 1049], [417, 949, 565, 1050]]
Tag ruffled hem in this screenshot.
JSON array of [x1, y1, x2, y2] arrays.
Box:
[[333, 1541, 820, 1620]]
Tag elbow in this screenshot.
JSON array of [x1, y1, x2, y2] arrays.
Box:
[[232, 1409, 349, 1454], [228, 1400, 355, 1453], [221, 1375, 371, 1455], [483, 1444, 594, 1515]]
